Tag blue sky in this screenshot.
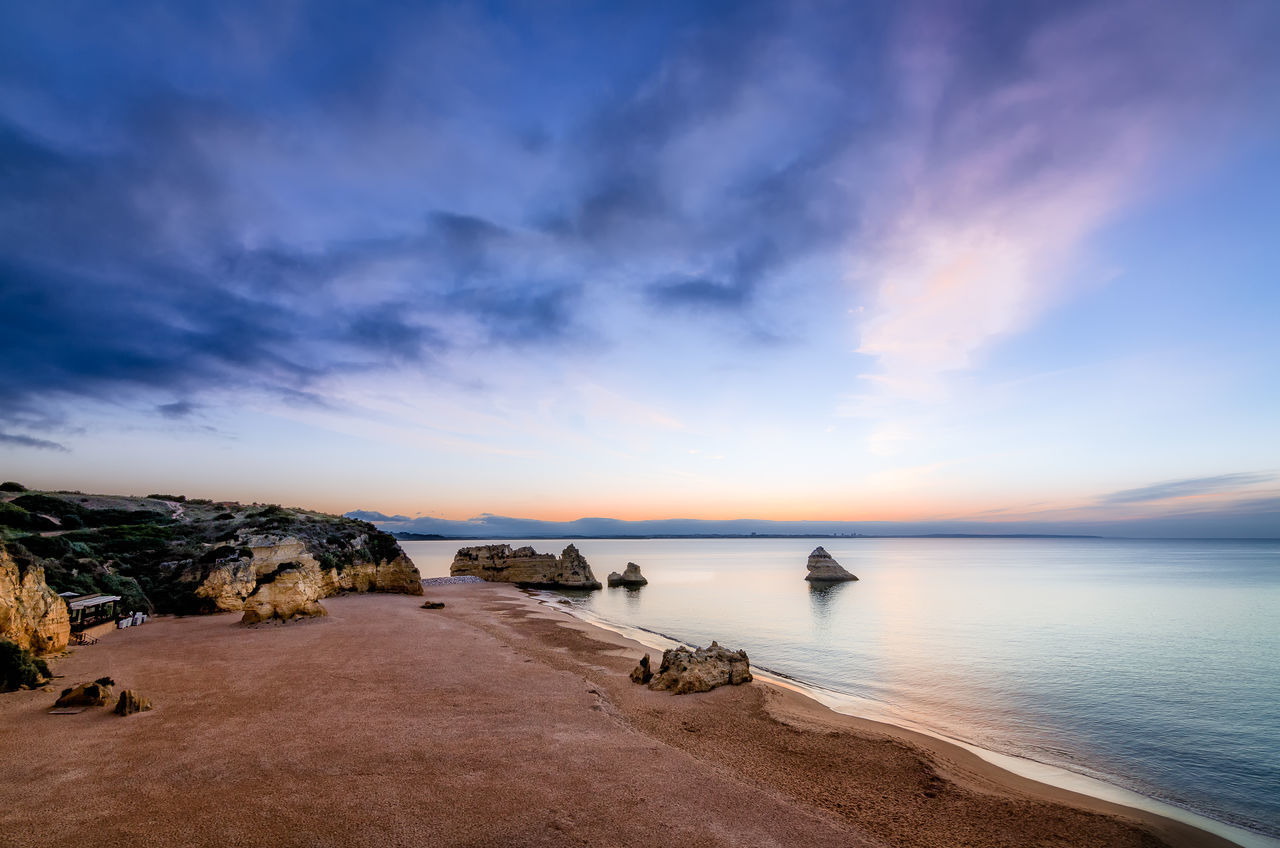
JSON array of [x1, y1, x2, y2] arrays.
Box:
[[1, 0, 1278, 536]]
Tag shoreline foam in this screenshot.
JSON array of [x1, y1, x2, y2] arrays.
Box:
[[530, 590, 1277, 848]]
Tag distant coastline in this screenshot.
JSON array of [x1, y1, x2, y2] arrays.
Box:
[[392, 531, 1107, 541]]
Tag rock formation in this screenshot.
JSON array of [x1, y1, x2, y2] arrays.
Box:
[[450, 544, 602, 589], [630, 653, 653, 684], [55, 677, 115, 708], [240, 563, 329, 624], [2, 490, 424, 622], [114, 689, 152, 716], [421, 601, 445, 609], [183, 533, 423, 624], [804, 546, 858, 582], [193, 558, 259, 611], [607, 562, 648, 588], [0, 546, 70, 654], [646, 642, 752, 694]]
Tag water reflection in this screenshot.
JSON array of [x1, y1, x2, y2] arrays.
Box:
[[808, 580, 850, 631], [622, 585, 644, 613]]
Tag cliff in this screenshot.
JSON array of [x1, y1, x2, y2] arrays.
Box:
[[1, 489, 423, 623], [450, 544, 602, 589], [0, 546, 70, 654], [192, 534, 424, 623]]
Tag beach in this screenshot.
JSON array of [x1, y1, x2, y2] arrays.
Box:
[[0, 584, 1237, 848]]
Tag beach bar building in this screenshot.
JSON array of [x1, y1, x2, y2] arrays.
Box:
[[59, 592, 123, 630]]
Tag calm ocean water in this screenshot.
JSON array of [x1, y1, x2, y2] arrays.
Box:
[[402, 537, 1280, 842]]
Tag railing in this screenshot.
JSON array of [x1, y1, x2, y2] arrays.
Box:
[[71, 631, 98, 646]]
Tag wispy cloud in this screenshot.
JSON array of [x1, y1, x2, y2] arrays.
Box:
[[846, 0, 1278, 422], [1101, 472, 1277, 505], [0, 432, 68, 452]]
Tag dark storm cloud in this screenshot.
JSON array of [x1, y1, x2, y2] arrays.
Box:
[[1101, 473, 1278, 505]]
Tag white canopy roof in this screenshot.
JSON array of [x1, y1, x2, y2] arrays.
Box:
[[66, 593, 122, 610]]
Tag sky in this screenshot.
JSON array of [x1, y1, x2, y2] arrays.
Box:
[[1, 0, 1278, 537]]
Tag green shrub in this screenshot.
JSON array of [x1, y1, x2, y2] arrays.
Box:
[[99, 572, 150, 614], [0, 481, 26, 492], [16, 534, 73, 560], [367, 531, 402, 564], [10, 494, 86, 520], [0, 502, 58, 532], [146, 494, 186, 502], [0, 639, 50, 691], [83, 508, 171, 528]]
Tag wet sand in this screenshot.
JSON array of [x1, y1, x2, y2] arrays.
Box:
[[0, 584, 1237, 847]]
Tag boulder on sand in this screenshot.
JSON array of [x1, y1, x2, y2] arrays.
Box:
[[804, 546, 858, 582], [630, 653, 653, 684], [645, 642, 752, 695], [607, 562, 648, 587], [114, 689, 152, 716], [54, 676, 115, 708]]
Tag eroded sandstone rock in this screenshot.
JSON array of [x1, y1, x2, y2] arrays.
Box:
[[630, 653, 653, 684], [0, 547, 70, 654], [647, 642, 752, 694], [240, 564, 329, 624], [804, 546, 858, 582], [450, 544, 602, 589], [114, 689, 152, 716], [205, 535, 423, 623], [607, 562, 648, 588], [193, 559, 258, 611], [55, 677, 115, 708]]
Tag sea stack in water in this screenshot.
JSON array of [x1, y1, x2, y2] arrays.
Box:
[[450, 544, 602, 589], [607, 562, 648, 587], [804, 546, 858, 582]]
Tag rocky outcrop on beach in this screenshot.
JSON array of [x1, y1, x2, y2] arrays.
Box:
[[804, 546, 858, 582], [630, 653, 653, 684], [0, 546, 70, 655], [607, 562, 648, 587], [55, 677, 115, 708], [240, 564, 329, 624], [193, 558, 259, 611], [2, 489, 424, 620], [183, 533, 424, 623], [114, 689, 152, 716], [450, 544, 602, 589], [645, 642, 752, 695]]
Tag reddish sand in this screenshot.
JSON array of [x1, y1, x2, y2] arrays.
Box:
[[0, 584, 1236, 847]]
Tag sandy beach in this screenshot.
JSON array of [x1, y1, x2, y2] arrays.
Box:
[[0, 583, 1238, 848]]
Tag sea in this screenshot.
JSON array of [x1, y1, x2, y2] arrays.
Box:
[[400, 537, 1280, 846]]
